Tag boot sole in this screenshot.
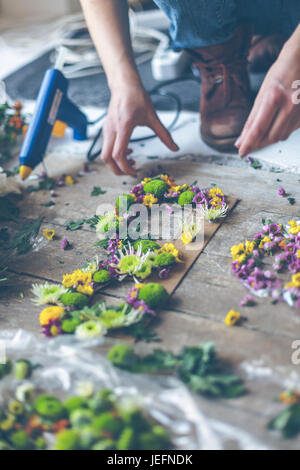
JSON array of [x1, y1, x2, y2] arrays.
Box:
[[201, 132, 239, 153]]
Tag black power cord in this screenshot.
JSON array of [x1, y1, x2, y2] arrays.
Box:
[[87, 76, 200, 162]]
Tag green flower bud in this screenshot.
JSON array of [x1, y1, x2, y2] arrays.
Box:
[[60, 292, 88, 308], [154, 252, 176, 267], [93, 413, 123, 437], [70, 409, 94, 428], [143, 180, 168, 199], [61, 318, 81, 334], [55, 430, 81, 451], [107, 344, 136, 369], [116, 194, 135, 213], [178, 190, 196, 206], [138, 283, 169, 309], [34, 437, 46, 450], [93, 270, 111, 284], [34, 394, 65, 420], [9, 431, 30, 450], [64, 396, 88, 414]]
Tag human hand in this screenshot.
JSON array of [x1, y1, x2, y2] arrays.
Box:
[[236, 36, 300, 157], [101, 83, 179, 176]]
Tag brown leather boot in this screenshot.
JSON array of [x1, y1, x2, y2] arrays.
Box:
[[187, 25, 253, 153], [248, 34, 286, 73]]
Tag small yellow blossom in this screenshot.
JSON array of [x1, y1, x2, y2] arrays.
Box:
[[288, 220, 297, 228], [297, 250, 300, 259], [77, 284, 94, 296], [259, 236, 271, 249], [43, 228, 55, 241], [65, 175, 74, 184], [143, 194, 158, 208], [157, 243, 182, 262], [231, 241, 254, 263], [289, 226, 300, 235], [181, 231, 193, 245], [135, 283, 145, 289], [224, 309, 241, 326], [63, 269, 91, 288], [141, 177, 151, 185], [285, 273, 300, 289], [279, 390, 300, 405], [209, 187, 224, 198], [40, 306, 64, 326]]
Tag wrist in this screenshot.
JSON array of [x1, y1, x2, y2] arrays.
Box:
[[108, 62, 143, 94]]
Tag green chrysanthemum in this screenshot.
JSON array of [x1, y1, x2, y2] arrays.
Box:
[[133, 239, 160, 254], [143, 180, 168, 199], [31, 282, 68, 305], [75, 320, 107, 340], [99, 309, 126, 329]]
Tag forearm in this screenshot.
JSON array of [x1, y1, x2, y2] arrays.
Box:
[[80, 0, 142, 91], [279, 24, 300, 60]]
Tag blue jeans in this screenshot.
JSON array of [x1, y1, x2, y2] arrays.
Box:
[[153, 0, 300, 48]]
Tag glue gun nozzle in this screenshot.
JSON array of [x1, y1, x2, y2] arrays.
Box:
[[19, 165, 32, 180]]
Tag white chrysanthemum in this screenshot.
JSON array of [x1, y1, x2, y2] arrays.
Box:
[[31, 282, 68, 305], [75, 320, 107, 340], [82, 256, 99, 274], [111, 242, 152, 278], [15, 382, 34, 403], [202, 203, 228, 222]]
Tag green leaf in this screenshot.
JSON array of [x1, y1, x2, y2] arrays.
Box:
[[40, 201, 55, 207], [65, 219, 85, 231], [91, 186, 107, 197], [27, 176, 57, 192], [288, 197, 296, 206]]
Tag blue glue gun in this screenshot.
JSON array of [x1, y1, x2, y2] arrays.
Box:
[[19, 49, 88, 180]]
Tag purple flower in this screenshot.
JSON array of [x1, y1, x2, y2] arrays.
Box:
[[193, 191, 207, 205], [240, 295, 256, 307], [126, 287, 138, 305], [42, 320, 62, 338], [158, 268, 171, 279], [61, 237, 71, 250], [278, 187, 286, 197], [50, 190, 57, 197], [133, 300, 155, 316]]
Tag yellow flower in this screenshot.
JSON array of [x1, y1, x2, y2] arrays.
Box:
[[209, 187, 224, 198], [77, 284, 94, 296], [289, 226, 300, 235], [297, 250, 300, 259], [288, 220, 297, 228], [157, 243, 182, 262], [181, 231, 193, 245], [65, 175, 74, 184], [259, 236, 271, 249], [40, 306, 64, 326], [135, 283, 145, 289], [43, 228, 55, 241], [224, 310, 241, 327], [285, 273, 300, 289], [143, 194, 158, 208], [279, 390, 300, 405], [230, 240, 254, 264], [141, 177, 151, 185], [62, 270, 92, 288]]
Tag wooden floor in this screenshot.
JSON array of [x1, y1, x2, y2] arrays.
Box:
[[1, 156, 300, 449]]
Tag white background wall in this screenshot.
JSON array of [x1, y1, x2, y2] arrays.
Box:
[[0, 0, 81, 19]]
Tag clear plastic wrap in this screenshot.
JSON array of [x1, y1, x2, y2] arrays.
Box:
[[0, 329, 268, 450]]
